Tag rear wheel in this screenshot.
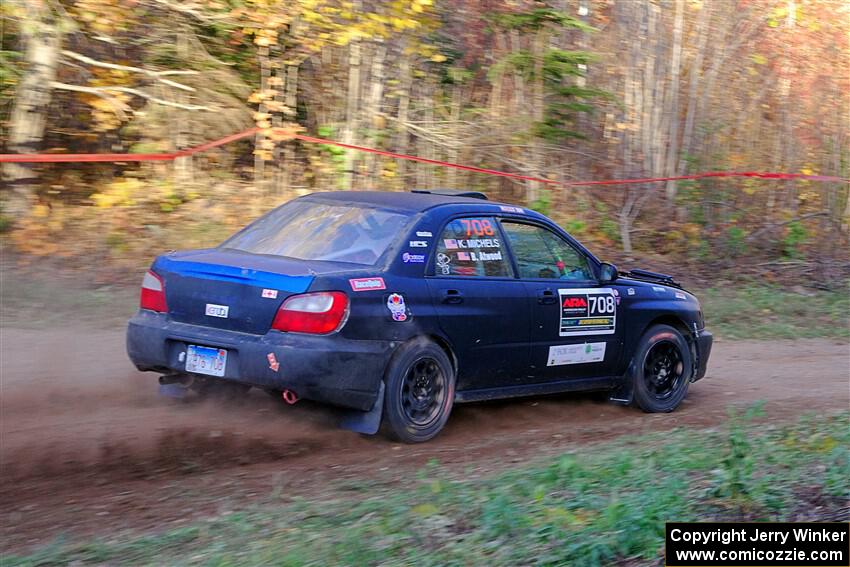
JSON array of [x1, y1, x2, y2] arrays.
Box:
[[632, 324, 692, 413], [382, 339, 455, 443]]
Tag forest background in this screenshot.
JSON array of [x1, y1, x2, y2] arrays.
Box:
[[1, 0, 848, 284]]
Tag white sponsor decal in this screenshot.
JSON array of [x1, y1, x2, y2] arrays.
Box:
[[499, 205, 524, 214], [205, 303, 229, 318], [547, 342, 606, 366], [416, 231, 433, 237], [558, 288, 617, 336], [652, 286, 667, 292], [627, 288, 635, 296], [261, 288, 278, 299], [457, 238, 500, 249], [477, 250, 502, 261], [409, 240, 428, 248], [349, 277, 386, 291], [675, 291, 687, 300]]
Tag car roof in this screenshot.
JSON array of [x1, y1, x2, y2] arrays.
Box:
[[303, 190, 518, 213]]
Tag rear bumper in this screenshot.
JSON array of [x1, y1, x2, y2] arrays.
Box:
[[126, 310, 393, 411], [693, 328, 713, 382]]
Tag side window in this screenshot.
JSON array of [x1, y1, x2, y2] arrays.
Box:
[[501, 222, 593, 280], [434, 217, 512, 278]]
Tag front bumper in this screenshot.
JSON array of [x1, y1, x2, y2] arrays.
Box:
[[693, 328, 713, 381], [127, 310, 393, 411]]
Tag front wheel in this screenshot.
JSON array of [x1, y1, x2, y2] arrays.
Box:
[[632, 324, 692, 413], [382, 339, 455, 443]]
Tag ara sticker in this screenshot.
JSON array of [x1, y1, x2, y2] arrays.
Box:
[[349, 277, 386, 292], [558, 288, 617, 336], [627, 288, 635, 296], [416, 231, 433, 238], [267, 353, 280, 372], [409, 240, 428, 248], [386, 293, 408, 322], [261, 288, 278, 299], [500, 205, 524, 214], [402, 252, 426, 264]]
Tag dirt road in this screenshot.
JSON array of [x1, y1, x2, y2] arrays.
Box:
[[1, 326, 848, 553]]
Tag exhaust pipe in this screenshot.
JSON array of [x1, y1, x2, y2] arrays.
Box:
[[159, 374, 193, 387], [281, 389, 299, 405]]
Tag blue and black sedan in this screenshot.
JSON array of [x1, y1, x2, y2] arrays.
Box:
[[127, 190, 713, 442]]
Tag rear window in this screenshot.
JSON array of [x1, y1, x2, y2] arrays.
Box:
[[221, 200, 408, 265]]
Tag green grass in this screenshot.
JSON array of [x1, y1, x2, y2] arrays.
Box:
[[2, 267, 847, 341], [699, 283, 850, 339], [0, 271, 138, 329], [5, 410, 848, 566]]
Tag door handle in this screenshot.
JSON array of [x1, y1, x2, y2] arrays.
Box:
[[537, 289, 557, 305], [441, 289, 464, 304]]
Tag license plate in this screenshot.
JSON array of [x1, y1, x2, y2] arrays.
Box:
[[185, 345, 227, 377]]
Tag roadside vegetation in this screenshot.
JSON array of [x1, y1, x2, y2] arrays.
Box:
[[3, 263, 848, 340], [6, 409, 847, 566], [699, 282, 850, 339]]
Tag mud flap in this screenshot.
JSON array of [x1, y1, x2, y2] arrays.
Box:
[[608, 364, 634, 405], [339, 381, 385, 435], [159, 383, 189, 399]]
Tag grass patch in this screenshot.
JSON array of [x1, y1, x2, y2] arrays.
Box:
[[5, 410, 848, 566], [0, 271, 138, 329], [699, 283, 850, 339]]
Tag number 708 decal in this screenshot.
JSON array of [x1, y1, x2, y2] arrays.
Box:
[[558, 288, 617, 336]]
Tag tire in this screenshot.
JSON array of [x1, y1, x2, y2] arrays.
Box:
[[631, 324, 692, 413], [382, 339, 456, 443]]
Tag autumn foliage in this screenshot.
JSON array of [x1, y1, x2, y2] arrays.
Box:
[[0, 0, 847, 272]]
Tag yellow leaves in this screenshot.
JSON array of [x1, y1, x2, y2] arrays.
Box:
[[411, 503, 439, 517], [91, 177, 145, 208], [430, 53, 447, 63]]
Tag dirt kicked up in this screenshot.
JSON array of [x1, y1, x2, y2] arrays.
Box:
[[1, 326, 848, 553]]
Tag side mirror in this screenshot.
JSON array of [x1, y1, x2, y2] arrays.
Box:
[[599, 262, 618, 283]]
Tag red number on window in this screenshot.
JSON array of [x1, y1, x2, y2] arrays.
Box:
[[460, 218, 496, 236]]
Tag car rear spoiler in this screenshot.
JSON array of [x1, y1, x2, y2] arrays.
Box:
[[620, 268, 682, 289]]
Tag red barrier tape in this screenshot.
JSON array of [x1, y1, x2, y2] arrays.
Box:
[[1, 127, 847, 185]]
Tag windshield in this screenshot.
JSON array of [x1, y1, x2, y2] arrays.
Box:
[[220, 199, 409, 265]]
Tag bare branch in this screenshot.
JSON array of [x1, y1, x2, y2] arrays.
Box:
[[51, 81, 211, 111], [60, 50, 198, 92], [49, 82, 130, 119], [146, 0, 235, 24]]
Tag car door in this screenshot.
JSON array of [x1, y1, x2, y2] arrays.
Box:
[[499, 220, 622, 382], [425, 215, 531, 391]]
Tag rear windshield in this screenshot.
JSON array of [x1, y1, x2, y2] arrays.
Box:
[[220, 199, 409, 265]]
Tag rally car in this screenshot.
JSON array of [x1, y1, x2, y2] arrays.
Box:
[[127, 190, 713, 443]]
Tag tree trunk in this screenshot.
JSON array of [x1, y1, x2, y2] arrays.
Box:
[[664, 0, 685, 202], [342, 40, 362, 190], [2, 0, 61, 219], [396, 53, 412, 181], [677, 0, 711, 177], [363, 41, 386, 187], [254, 47, 271, 187]]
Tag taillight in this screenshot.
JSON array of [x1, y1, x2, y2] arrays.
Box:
[[271, 291, 349, 334], [140, 270, 168, 313]]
